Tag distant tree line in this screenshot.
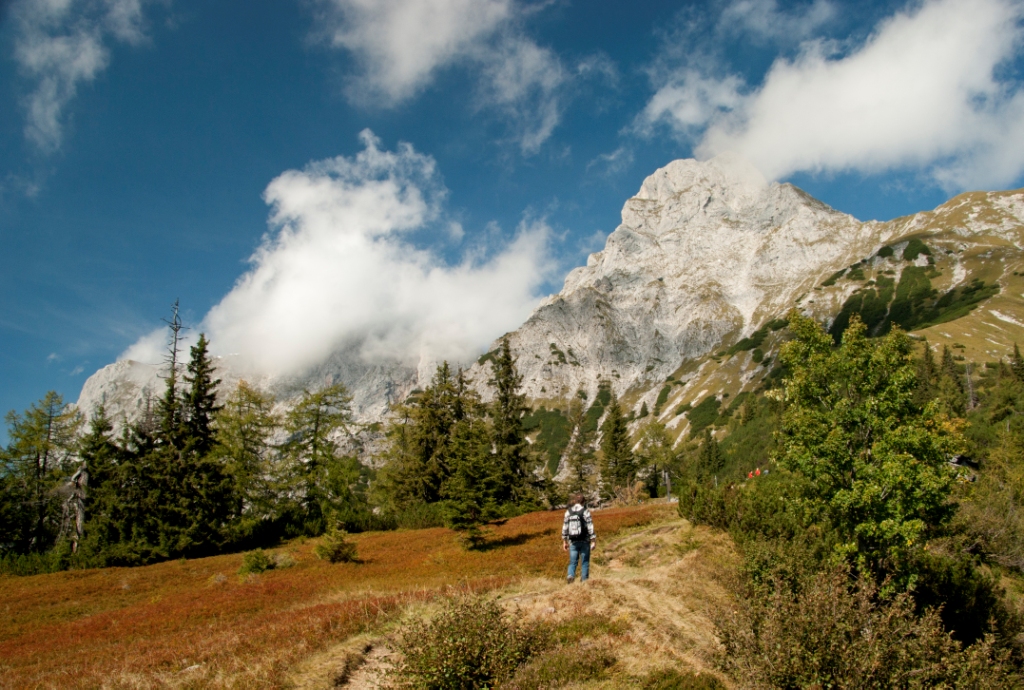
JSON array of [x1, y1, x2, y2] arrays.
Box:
[[0, 314, 567, 569]]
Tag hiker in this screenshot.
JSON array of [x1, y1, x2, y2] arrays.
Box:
[[562, 493, 596, 583]]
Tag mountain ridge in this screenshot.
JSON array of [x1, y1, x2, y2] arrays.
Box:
[[77, 155, 1024, 447]]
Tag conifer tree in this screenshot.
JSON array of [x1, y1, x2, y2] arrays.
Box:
[[489, 337, 532, 505], [600, 395, 635, 498], [183, 333, 221, 457], [0, 392, 82, 554], [441, 410, 495, 548], [696, 429, 723, 483], [215, 381, 280, 533], [157, 300, 186, 447], [1011, 343, 1024, 383], [938, 345, 966, 416], [636, 418, 674, 496], [377, 362, 468, 508], [282, 383, 359, 535], [561, 396, 596, 497]]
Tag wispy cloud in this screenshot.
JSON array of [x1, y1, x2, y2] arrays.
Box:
[[312, 0, 585, 154], [719, 0, 837, 43], [638, 0, 1024, 192], [586, 145, 634, 177], [122, 131, 557, 375], [11, 0, 159, 153]]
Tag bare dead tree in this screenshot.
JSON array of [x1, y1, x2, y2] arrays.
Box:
[[58, 464, 88, 553]]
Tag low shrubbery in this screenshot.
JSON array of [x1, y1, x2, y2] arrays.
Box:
[[718, 564, 1018, 688], [390, 597, 548, 689], [314, 525, 358, 564], [238, 548, 274, 575]]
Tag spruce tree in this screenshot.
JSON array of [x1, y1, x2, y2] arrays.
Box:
[[636, 418, 674, 496], [489, 337, 532, 506], [600, 395, 635, 498], [441, 412, 496, 548], [1011, 343, 1024, 383], [183, 333, 221, 457], [938, 345, 966, 416], [561, 396, 596, 497], [696, 429, 723, 483], [376, 362, 468, 509]]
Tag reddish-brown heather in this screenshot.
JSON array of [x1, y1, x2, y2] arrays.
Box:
[[0, 505, 666, 689]]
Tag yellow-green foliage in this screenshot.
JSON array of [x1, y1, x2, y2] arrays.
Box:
[[314, 525, 358, 563]]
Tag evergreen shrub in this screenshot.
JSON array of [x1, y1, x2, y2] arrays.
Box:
[[314, 525, 358, 563], [638, 668, 725, 690], [238, 549, 273, 575], [391, 597, 547, 689]]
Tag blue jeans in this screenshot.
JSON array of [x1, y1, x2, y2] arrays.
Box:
[[567, 540, 591, 582]]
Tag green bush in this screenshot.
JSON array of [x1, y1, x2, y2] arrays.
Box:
[[718, 566, 1019, 688], [903, 237, 932, 261], [686, 396, 720, 437], [502, 645, 616, 689], [391, 597, 547, 689], [314, 525, 358, 563], [638, 667, 725, 689], [238, 548, 273, 575]]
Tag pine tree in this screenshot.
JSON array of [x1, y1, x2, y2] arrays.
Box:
[[600, 395, 635, 498], [0, 392, 82, 554], [636, 418, 674, 496], [157, 300, 187, 448], [1011, 343, 1024, 383], [489, 337, 532, 506], [696, 429, 723, 483], [561, 397, 596, 497], [938, 345, 966, 416]]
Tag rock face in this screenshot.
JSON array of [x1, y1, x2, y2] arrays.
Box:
[[77, 154, 1024, 430], [466, 154, 901, 402]]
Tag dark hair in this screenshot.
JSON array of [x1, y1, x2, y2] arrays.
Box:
[[572, 493, 585, 506]]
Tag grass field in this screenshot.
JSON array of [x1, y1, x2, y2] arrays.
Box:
[[0, 504, 689, 689]]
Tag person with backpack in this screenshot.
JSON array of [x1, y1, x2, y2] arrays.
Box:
[[562, 493, 596, 583]]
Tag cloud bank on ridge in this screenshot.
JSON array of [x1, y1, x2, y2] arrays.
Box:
[[121, 131, 555, 377], [640, 0, 1024, 191]]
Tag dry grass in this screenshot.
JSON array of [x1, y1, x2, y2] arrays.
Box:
[[0, 505, 665, 689], [292, 510, 740, 690], [492, 516, 739, 688]]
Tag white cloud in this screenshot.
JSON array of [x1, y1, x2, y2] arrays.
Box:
[[642, 0, 1024, 192], [12, 0, 155, 153], [315, 0, 574, 153], [316, 0, 514, 105], [719, 0, 836, 42], [475, 37, 566, 154], [122, 131, 555, 375], [586, 145, 634, 177], [638, 71, 744, 136]]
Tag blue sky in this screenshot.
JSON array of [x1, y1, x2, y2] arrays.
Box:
[[2, 0, 1024, 426]]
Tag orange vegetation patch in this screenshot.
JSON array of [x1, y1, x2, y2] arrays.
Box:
[[0, 504, 668, 689]]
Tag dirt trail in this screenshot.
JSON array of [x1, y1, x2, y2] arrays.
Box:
[[285, 515, 739, 689]]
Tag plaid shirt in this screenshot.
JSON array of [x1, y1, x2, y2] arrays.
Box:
[[561, 503, 595, 542]]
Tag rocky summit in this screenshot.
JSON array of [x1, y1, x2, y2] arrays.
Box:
[[77, 154, 1024, 437]]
